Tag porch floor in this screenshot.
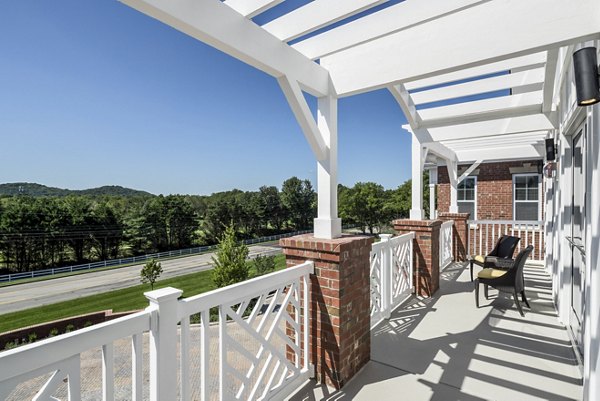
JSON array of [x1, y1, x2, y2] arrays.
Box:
[[289, 262, 583, 401]]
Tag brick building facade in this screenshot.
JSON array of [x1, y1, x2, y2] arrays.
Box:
[[437, 159, 544, 221]]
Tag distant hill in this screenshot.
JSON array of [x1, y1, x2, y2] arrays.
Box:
[[0, 183, 153, 197]]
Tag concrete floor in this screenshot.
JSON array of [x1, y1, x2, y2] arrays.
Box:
[[290, 262, 583, 401]]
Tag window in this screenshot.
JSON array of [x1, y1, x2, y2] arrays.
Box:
[[513, 174, 540, 221], [458, 177, 476, 219]]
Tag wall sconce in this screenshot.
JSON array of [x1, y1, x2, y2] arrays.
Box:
[[573, 47, 600, 106], [545, 138, 556, 161]]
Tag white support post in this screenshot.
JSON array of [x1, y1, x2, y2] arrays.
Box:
[[410, 134, 425, 220], [448, 160, 459, 213], [428, 167, 438, 220], [314, 93, 342, 239], [145, 287, 183, 401]]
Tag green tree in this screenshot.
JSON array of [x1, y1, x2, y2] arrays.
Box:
[[281, 177, 315, 230], [253, 254, 276, 276], [339, 182, 388, 234], [211, 224, 250, 288], [140, 259, 163, 290]]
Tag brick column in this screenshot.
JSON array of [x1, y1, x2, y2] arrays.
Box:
[[280, 234, 373, 389], [392, 219, 441, 297], [438, 212, 470, 261]]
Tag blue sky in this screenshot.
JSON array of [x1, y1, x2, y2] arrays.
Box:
[[0, 0, 412, 195]]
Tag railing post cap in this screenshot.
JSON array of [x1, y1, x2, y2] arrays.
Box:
[[379, 234, 393, 241], [144, 287, 183, 304]]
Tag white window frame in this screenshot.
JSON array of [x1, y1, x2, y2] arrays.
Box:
[[512, 173, 542, 221], [458, 176, 477, 220]]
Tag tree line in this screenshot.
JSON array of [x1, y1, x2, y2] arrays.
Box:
[[0, 175, 428, 273]]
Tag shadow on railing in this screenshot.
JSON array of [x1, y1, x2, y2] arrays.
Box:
[[369, 233, 415, 329]]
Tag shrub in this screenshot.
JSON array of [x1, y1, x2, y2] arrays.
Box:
[[4, 340, 17, 350], [140, 259, 163, 290], [83, 321, 93, 328], [65, 324, 75, 333], [28, 333, 37, 343], [253, 254, 276, 276], [49, 328, 59, 337], [211, 225, 250, 288]]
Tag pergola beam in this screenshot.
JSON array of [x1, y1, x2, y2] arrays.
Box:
[[119, 0, 331, 97], [292, 0, 485, 60], [262, 0, 388, 43], [405, 53, 547, 92], [455, 145, 543, 162], [411, 68, 545, 105], [223, 0, 282, 18], [426, 114, 556, 142], [322, 0, 600, 96], [419, 92, 543, 129]]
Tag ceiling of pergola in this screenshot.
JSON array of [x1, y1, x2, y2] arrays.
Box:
[[121, 0, 600, 164]]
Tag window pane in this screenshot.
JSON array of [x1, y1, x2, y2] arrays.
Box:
[[515, 189, 527, 201], [527, 187, 539, 200], [515, 202, 538, 220], [458, 201, 475, 219], [464, 189, 475, 201], [515, 176, 527, 188], [526, 175, 538, 188]]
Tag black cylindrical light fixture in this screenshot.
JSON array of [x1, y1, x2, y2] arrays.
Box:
[[545, 138, 556, 161], [573, 47, 600, 106]]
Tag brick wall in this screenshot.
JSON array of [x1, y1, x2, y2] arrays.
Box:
[[280, 234, 373, 389], [437, 160, 544, 220]]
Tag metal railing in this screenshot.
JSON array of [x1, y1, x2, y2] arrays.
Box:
[[0, 229, 314, 283], [369, 233, 414, 328], [0, 261, 314, 401], [467, 220, 545, 261], [439, 220, 454, 269]]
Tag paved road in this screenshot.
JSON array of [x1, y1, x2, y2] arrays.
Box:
[[0, 245, 281, 315]]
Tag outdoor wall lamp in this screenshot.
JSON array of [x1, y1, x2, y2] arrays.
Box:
[[573, 47, 600, 107]]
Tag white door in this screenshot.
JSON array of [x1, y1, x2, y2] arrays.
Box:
[[569, 125, 586, 357]]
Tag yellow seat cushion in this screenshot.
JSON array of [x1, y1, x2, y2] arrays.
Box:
[[477, 268, 508, 279], [473, 255, 485, 264]]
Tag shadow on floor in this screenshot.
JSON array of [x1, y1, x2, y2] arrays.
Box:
[[289, 262, 582, 401]]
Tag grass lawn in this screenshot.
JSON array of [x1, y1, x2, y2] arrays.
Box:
[[0, 254, 286, 334]]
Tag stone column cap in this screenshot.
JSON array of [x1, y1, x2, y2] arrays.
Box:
[[279, 233, 373, 252], [392, 219, 443, 228], [438, 212, 470, 220]]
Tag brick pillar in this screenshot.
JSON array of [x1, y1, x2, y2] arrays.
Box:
[[438, 212, 470, 261], [280, 234, 373, 389], [392, 219, 441, 297]]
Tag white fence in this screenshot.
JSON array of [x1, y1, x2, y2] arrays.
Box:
[[369, 233, 415, 328], [439, 220, 454, 269], [467, 220, 545, 262], [0, 262, 314, 401], [0, 230, 313, 283]]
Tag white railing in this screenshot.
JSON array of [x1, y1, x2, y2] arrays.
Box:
[[467, 220, 545, 261], [179, 262, 314, 401], [0, 310, 150, 401], [0, 262, 314, 401], [439, 220, 454, 269], [370, 233, 414, 328]]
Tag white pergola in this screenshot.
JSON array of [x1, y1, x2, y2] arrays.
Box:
[[120, 0, 600, 236]]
